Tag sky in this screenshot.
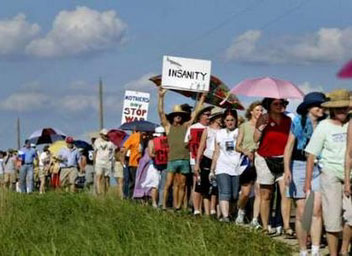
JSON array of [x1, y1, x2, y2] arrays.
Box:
[[0, 0, 351, 148]]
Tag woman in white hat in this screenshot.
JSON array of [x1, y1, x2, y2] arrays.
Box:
[[305, 89, 351, 256], [283, 92, 327, 256], [158, 87, 206, 210]]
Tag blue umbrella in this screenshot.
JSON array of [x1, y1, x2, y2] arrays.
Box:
[[119, 120, 159, 132]]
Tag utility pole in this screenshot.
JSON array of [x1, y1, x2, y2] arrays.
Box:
[[99, 78, 104, 130], [16, 117, 20, 149]]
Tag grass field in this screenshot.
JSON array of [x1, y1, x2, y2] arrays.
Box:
[[0, 191, 292, 255]]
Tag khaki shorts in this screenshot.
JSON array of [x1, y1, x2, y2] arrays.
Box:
[[114, 162, 124, 179], [95, 164, 112, 177], [320, 170, 352, 232], [254, 153, 283, 185], [60, 167, 78, 187], [4, 173, 16, 184]]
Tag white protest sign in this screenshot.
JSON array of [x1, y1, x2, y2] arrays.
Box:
[[121, 90, 150, 124], [161, 55, 211, 92]]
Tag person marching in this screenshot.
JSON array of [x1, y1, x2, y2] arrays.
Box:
[[38, 145, 51, 194], [18, 140, 37, 193], [3, 149, 17, 191], [194, 107, 223, 216], [185, 105, 213, 215], [57, 137, 81, 193], [235, 101, 263, 227], [142, 126, 169, 208], [158, 87, 206, 210], [94, 129, 116, 195], [253, 98, 292, 236], [210, 108, 242, 222], [284, 92, 327, 256], [305, 89, 351, 256]]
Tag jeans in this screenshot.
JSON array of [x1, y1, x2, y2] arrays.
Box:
[[19, 164, 34, 193], [216, 173, 240, 201], [158, 170, 167, 207]]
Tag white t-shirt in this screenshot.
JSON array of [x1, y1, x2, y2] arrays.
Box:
[[305, 119, 348, 180], [39, 152, 50, 168], [185, 122, 206, 165], [94, 138, 116, 167], [215, 128, 241, 176], [203, 127, 218, 159]]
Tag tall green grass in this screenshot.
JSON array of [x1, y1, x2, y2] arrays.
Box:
[[0, 191, 292, 255]]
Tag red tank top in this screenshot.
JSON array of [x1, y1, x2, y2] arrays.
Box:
[[189, 128, 205, 159], [154, 136, 169, 165], [257, 115, 291, 157]]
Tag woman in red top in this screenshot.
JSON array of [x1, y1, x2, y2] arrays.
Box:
[[254, 98, 292, 236]]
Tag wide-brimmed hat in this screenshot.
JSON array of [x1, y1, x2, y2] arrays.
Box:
[[195, 105, 214, 121], [321, 89, 351, 108], [166, 105, 191, 123], [209, 107, 223, 121], [296, 92, 327, 115]]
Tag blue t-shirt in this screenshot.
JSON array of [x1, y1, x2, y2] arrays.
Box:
[[19, 147, 37, 164], [290, 115, 314, 151]]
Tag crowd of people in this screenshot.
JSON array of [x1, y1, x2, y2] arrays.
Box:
[[0, 87, 351, 256]]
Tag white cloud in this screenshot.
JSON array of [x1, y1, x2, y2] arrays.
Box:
[[26, 6, 127, 57], [60, 95, 98, 112], [0, 91, 49, 112], [225, 27, 352, 64], [0, 14, 40, 55], [123, 72, 156, 91]]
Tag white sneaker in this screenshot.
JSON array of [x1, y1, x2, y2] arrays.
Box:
[[250, 219, 261, 229], [235, 213, 244, 225]]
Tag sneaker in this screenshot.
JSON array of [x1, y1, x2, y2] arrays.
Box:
[[194, 210, 201, 216], [250, 219, 261, 229], [220, 217, 230, 223], [235, 214, 244, 225]]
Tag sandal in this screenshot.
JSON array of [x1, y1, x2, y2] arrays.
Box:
[[283, 228, 296, 239]]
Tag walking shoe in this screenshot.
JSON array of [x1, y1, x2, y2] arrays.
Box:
[[249, 219, 261, 229], [220, 217, 230, 223], [194, 210, 201, 216], [235, 214, 244, 225]]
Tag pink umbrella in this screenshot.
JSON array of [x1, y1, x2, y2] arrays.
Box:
[[230, 77, 304, 99], [337, 60, 352, 78]]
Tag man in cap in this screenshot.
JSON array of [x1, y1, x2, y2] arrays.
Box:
[[18, 140, 37, 193], [57, 136, 81, 192], [158, 87, 206, 210], [94, 129, 116, 195], [185, 105, 213, 215]]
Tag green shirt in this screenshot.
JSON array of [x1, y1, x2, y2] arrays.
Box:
[[239, 121, 257, 152], [167, 125, 189, 161], [305, 119, 348, 180]]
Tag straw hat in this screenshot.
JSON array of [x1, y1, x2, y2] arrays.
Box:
[[209, 107, 223, 121], [195, 105, 214, 121], [166, 105, 191, 123], [321, 89, 351, 108]]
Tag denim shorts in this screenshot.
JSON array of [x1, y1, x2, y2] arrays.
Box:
[[216, 173, 240, 201], [287, 160, 321, 199], [166, 160, 190, 175]]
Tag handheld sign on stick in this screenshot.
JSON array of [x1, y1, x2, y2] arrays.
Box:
[[162, 55, 211, 93]]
